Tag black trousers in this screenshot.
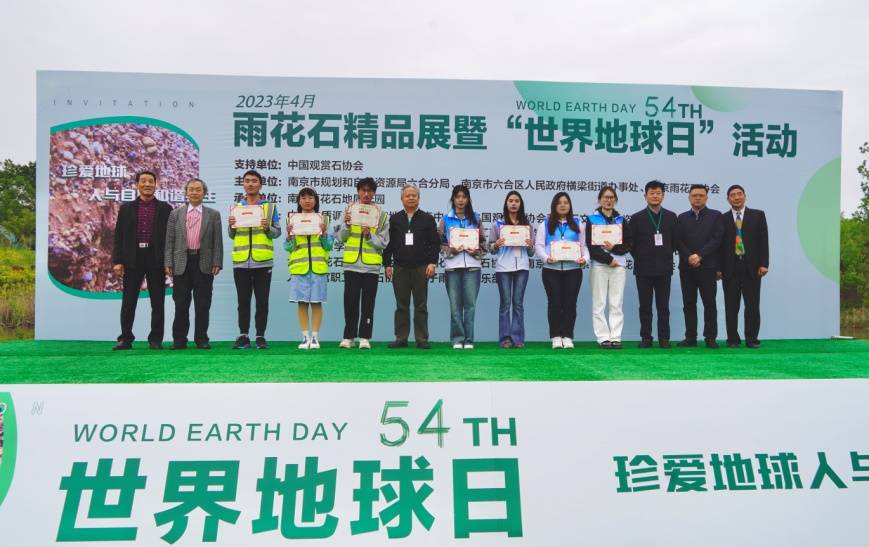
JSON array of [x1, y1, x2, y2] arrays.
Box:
[[233, 267, 272, 337], [542, 268, 582, 338], [392, 265, 429, 342], [172, 256, 214, 345], [344, 270, 379, 339], [723, 260, 762, 344], [636, 274, 672, 341], [679, 268, 718, 341], [118, 247, 165, 343]]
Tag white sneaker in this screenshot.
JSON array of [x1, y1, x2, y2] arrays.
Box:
[[551, 337, 564, 349], [452, 343, 464, 349], [339, 338, 354, 349], [562, 338, 574, 349], [309, 337, 320, 349], [358, 338, 371, 350], [463, 342, 474, 349], [298, 337, 311, 350]]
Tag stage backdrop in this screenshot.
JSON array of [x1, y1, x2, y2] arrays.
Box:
[[35, 71, 842, 341]]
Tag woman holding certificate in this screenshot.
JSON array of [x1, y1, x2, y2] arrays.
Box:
[[488, 191, 534, 349], [585, 187, 632, 350], [534, 192, 590, 349], [285, 188, 332, 350], [438, 185, 487, 349]]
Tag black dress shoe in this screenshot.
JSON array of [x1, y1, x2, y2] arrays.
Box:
[[388, 340, 409, 349], [726, 340, 741, 348], [746, 341, 761, 349], [170, 342, 188, 350], [705, 339, 720, 349], [196, 342, 211, 350], [599, 340, 612, 349], [610, 341, 623, 350], [638, 339, 653, 349], [677, 339, 697, 347], [416, 341, 432, 350], [659, 340, 671, 349], [112, 340, 132, 351], [149, 341, 163, 350]]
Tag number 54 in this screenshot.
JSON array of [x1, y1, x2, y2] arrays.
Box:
[[380, 399, 450, 448]]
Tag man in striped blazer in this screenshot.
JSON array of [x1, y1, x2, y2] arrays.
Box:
[[164, 178, 223, 349]]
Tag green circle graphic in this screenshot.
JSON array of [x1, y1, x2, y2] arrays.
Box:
[[797, 158, 841, 283]]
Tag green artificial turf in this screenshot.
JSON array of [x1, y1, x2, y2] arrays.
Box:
[[0, 339, 867, 384]]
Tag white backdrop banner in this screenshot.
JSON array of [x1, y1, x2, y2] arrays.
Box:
[[35, 71, 842, 340], [0, 381, 867, 545]]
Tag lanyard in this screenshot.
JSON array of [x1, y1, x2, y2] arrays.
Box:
[[406, 211, 414, 232], [646, 207, 663, 233], [557, 222, 569, 240]]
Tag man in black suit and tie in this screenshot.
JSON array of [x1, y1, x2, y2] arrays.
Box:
[[111, 171, 172, 350], [676, 184, 723, 348], [718, 185, 769, 348]]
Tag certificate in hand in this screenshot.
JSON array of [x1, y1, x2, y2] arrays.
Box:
[[289, 212, 322, 236], [591, 224, 623, 246], [500, 225, 531, 247], [231, 204, 263, 228], [449, 227, 480, 251], [348, 203, 381, 228], [550, 240, 582, 262]]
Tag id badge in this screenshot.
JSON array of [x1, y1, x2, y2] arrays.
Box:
[[654, 233, 663, 246], [405, 232, 414, 246]]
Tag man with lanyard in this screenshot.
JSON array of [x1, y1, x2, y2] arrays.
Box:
[[676, 184, 723, 348], [228, 170, 281, 349], [628, 180, 678, 348], [336, 177, 390, 349], [383, 184, 439, 350], [112, 170, 172, 350]]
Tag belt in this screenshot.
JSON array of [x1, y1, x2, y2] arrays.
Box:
[[187, 249, 200, 255], [138, 242, 150, 248]]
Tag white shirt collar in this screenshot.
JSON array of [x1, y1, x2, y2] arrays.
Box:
[[187, 204, 203, 213], [731, 207, 745, 219]]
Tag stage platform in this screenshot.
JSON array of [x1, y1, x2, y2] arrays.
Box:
[[1, 339, 866, 384]]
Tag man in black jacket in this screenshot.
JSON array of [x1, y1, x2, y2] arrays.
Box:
[[628, 180, 678, 348], [676, 184, 723, 348], [718, 185, 769, 349], [111, 171, 172, 350], [383, 184, 440, 349]]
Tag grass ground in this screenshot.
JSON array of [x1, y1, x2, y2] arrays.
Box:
[[0, 339, 867, 384]]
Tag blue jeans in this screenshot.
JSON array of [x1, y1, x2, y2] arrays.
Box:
[[445, 268, 482, 344], [496, 270, 528, 344]]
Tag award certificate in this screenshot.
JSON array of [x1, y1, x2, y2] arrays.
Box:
[[501, 225, 531, 247], [289, 212, 322, 236], [591, 224, 623, 246], [550, 240, 582, 262], [449, 227, 480, 251], [348, 203, 381, 228], [231, 204, 263, 228]]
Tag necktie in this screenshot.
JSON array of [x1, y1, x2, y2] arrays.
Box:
[[735, 211, 745, 256]]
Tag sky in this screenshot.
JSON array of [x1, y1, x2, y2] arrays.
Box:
[[1, 0, 866, 214]]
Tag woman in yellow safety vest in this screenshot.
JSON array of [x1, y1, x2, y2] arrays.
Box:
[[285, 187, 332, 350]]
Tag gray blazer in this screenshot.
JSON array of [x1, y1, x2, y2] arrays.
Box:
[[165, 205, 224, 275]]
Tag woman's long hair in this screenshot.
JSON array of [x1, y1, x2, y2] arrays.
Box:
[[548, 192, 580, 235], [449, 184, 477, 227], [502, 191, 528, 226], [296, 187, 320, 212]]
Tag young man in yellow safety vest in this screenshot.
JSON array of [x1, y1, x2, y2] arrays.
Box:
[[227, 170, 281, 349], [335, 177, 390, 349]]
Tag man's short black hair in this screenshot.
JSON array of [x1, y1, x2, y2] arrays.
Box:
[[644, 179, 665, 193], [726, 184, 745, 196], [135, 170, 157, 183], [356, 177, 377, 192], [242, 170, 263, 184], [689, 184, 709, 194]]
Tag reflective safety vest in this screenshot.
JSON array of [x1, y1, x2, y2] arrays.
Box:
[[343, 223, 383, 266], [232, 203, 274, 263], [289, 235, 328, 275]]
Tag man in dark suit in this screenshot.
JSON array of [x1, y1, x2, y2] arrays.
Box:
[[383, 184, 440, 349], [717, 184, 769, 348], [111, 171, 172, 350], [164, 178, 223, 350], [676, 184, 723, 348], [628, 180, 678, 348]]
